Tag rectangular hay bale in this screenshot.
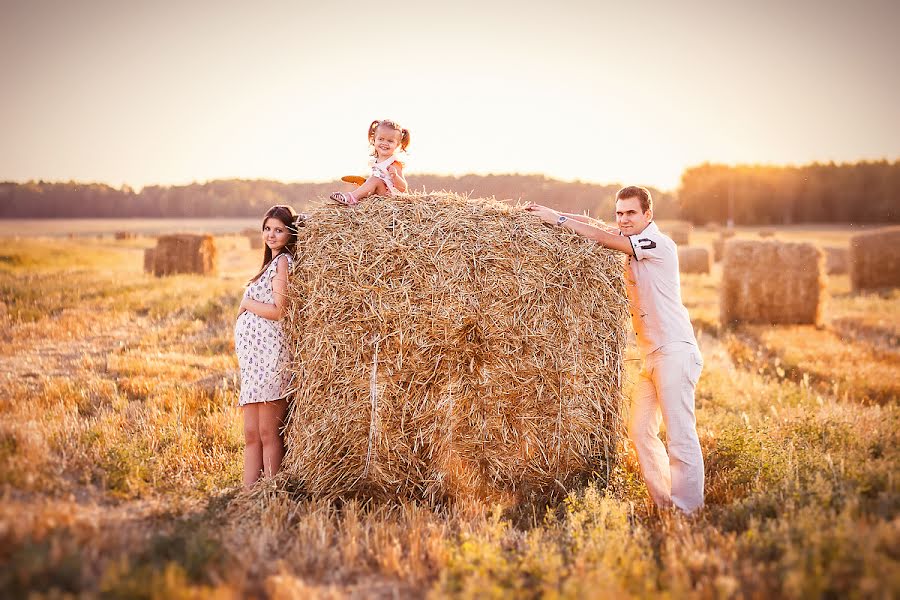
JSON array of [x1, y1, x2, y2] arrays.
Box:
[[850, 226, 900, 291], [678, 246, 711, 274], [824, 246, 848, 275], [661, 220, 691, 246], [721, 239, 825, 326], [151, 234, 218, 277], [143, 248, 156, 274]]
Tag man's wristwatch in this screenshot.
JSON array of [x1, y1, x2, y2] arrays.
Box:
[[556, 215, 569, 226]]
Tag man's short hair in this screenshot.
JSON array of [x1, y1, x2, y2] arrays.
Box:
[[616, 186, 653, 213]]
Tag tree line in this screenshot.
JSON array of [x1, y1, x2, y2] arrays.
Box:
[[2, 160, 897, 223], [0, 175, 677, 220], [679, 160, 898, 225]]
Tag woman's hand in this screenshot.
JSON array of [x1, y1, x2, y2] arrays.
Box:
[[238, 296, 249, 318]]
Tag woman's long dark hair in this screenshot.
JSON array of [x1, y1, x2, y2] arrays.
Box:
[[247, 205, 303, 284]]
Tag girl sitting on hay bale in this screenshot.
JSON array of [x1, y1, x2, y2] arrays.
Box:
[[235, 205, 303, 488], [330, 119, 410, 205]]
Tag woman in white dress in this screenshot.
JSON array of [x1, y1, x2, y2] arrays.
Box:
[[235, 204, 303, 488]]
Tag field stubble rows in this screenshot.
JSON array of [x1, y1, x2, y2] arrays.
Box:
[[0, 233, 897, 598]]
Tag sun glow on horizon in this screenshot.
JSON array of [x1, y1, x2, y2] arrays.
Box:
[[1, 1, 898, 191]]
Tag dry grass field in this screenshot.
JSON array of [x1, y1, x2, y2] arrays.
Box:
[[1, 225, 897, 599]]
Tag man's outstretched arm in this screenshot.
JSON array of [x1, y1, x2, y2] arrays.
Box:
[[524, 204, 635, 256], [556, 212, 620, 234]]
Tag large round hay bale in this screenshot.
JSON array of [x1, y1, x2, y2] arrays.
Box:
[[850, 227, 900, 291], [824, 246, 849, 275], [282, 194, 630, 505], [721, 239, 825, 326], [151, 234, 217, 277], [678, 246, 711, 274]]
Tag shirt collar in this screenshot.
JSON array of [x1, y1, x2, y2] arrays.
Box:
[[639, 221, 659, 236]]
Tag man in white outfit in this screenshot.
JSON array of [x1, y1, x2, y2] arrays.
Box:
[[525, 186, 704, 513]]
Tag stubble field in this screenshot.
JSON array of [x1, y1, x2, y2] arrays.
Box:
[[1, 224, 897, 599]]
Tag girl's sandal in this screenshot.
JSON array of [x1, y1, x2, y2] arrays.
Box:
[[329, 191, 357, 206]]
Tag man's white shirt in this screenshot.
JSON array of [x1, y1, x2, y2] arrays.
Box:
[[623, 221, 698, 356]]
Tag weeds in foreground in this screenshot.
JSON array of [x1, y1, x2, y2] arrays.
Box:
[[0, 237, 897, 598]]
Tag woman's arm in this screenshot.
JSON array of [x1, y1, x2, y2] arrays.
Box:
[[388, 164, 408, 192], [239, 255, 290, 320]]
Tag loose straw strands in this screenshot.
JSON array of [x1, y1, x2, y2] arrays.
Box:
[[281, 193, 629, 506]]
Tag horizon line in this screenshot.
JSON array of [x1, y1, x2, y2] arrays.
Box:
[[3, 157, 898, 195]]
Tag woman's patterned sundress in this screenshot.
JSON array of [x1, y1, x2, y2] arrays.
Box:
[[234, 253, 293, 406]]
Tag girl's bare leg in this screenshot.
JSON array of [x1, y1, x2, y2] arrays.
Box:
[[259, 399, 289, 477], [352, 177, 388, 201], [242, 404, 263, 488], [331, 177, 388, 204]]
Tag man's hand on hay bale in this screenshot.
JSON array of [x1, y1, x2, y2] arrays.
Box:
[[523, 203, 560, 225]]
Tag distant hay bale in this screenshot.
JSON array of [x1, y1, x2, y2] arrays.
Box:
[[712, 229, 737, 262], [242, 227, 263, 250], [678, 246, 711, 274], [143, 248, 156, 274], [758, 228, 776, 238], [150, 234, 217, 276], [662, 221, 691, 245], [114, 231, 135, 240], [824, 246, 849, 275], [850, 227, 900, 291], [721, 239, 825, 326], [712, 238, 724, 262], [282, 193, 630, 505]]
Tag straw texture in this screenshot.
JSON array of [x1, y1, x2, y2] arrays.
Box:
[[281, 193, 630, 505]]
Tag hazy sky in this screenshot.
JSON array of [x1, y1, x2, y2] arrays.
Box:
[[1, 0, 898, 190]]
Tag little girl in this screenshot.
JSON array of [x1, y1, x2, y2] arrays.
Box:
[[234, 204, 302, 488], [330, 119, 410, 205]]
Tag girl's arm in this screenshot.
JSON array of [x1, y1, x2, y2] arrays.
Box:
[[388, 164, 408, 192], [239, 255, 290, 321]]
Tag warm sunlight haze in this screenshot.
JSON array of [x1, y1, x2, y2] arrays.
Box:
[[1, 0, 898, 189]]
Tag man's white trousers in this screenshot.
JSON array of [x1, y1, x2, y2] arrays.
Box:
[[629, 342, 705, 513]]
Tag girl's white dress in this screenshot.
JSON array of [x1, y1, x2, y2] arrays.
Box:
[[234, 253, 293, 406], [370, 155, 400, 195]]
